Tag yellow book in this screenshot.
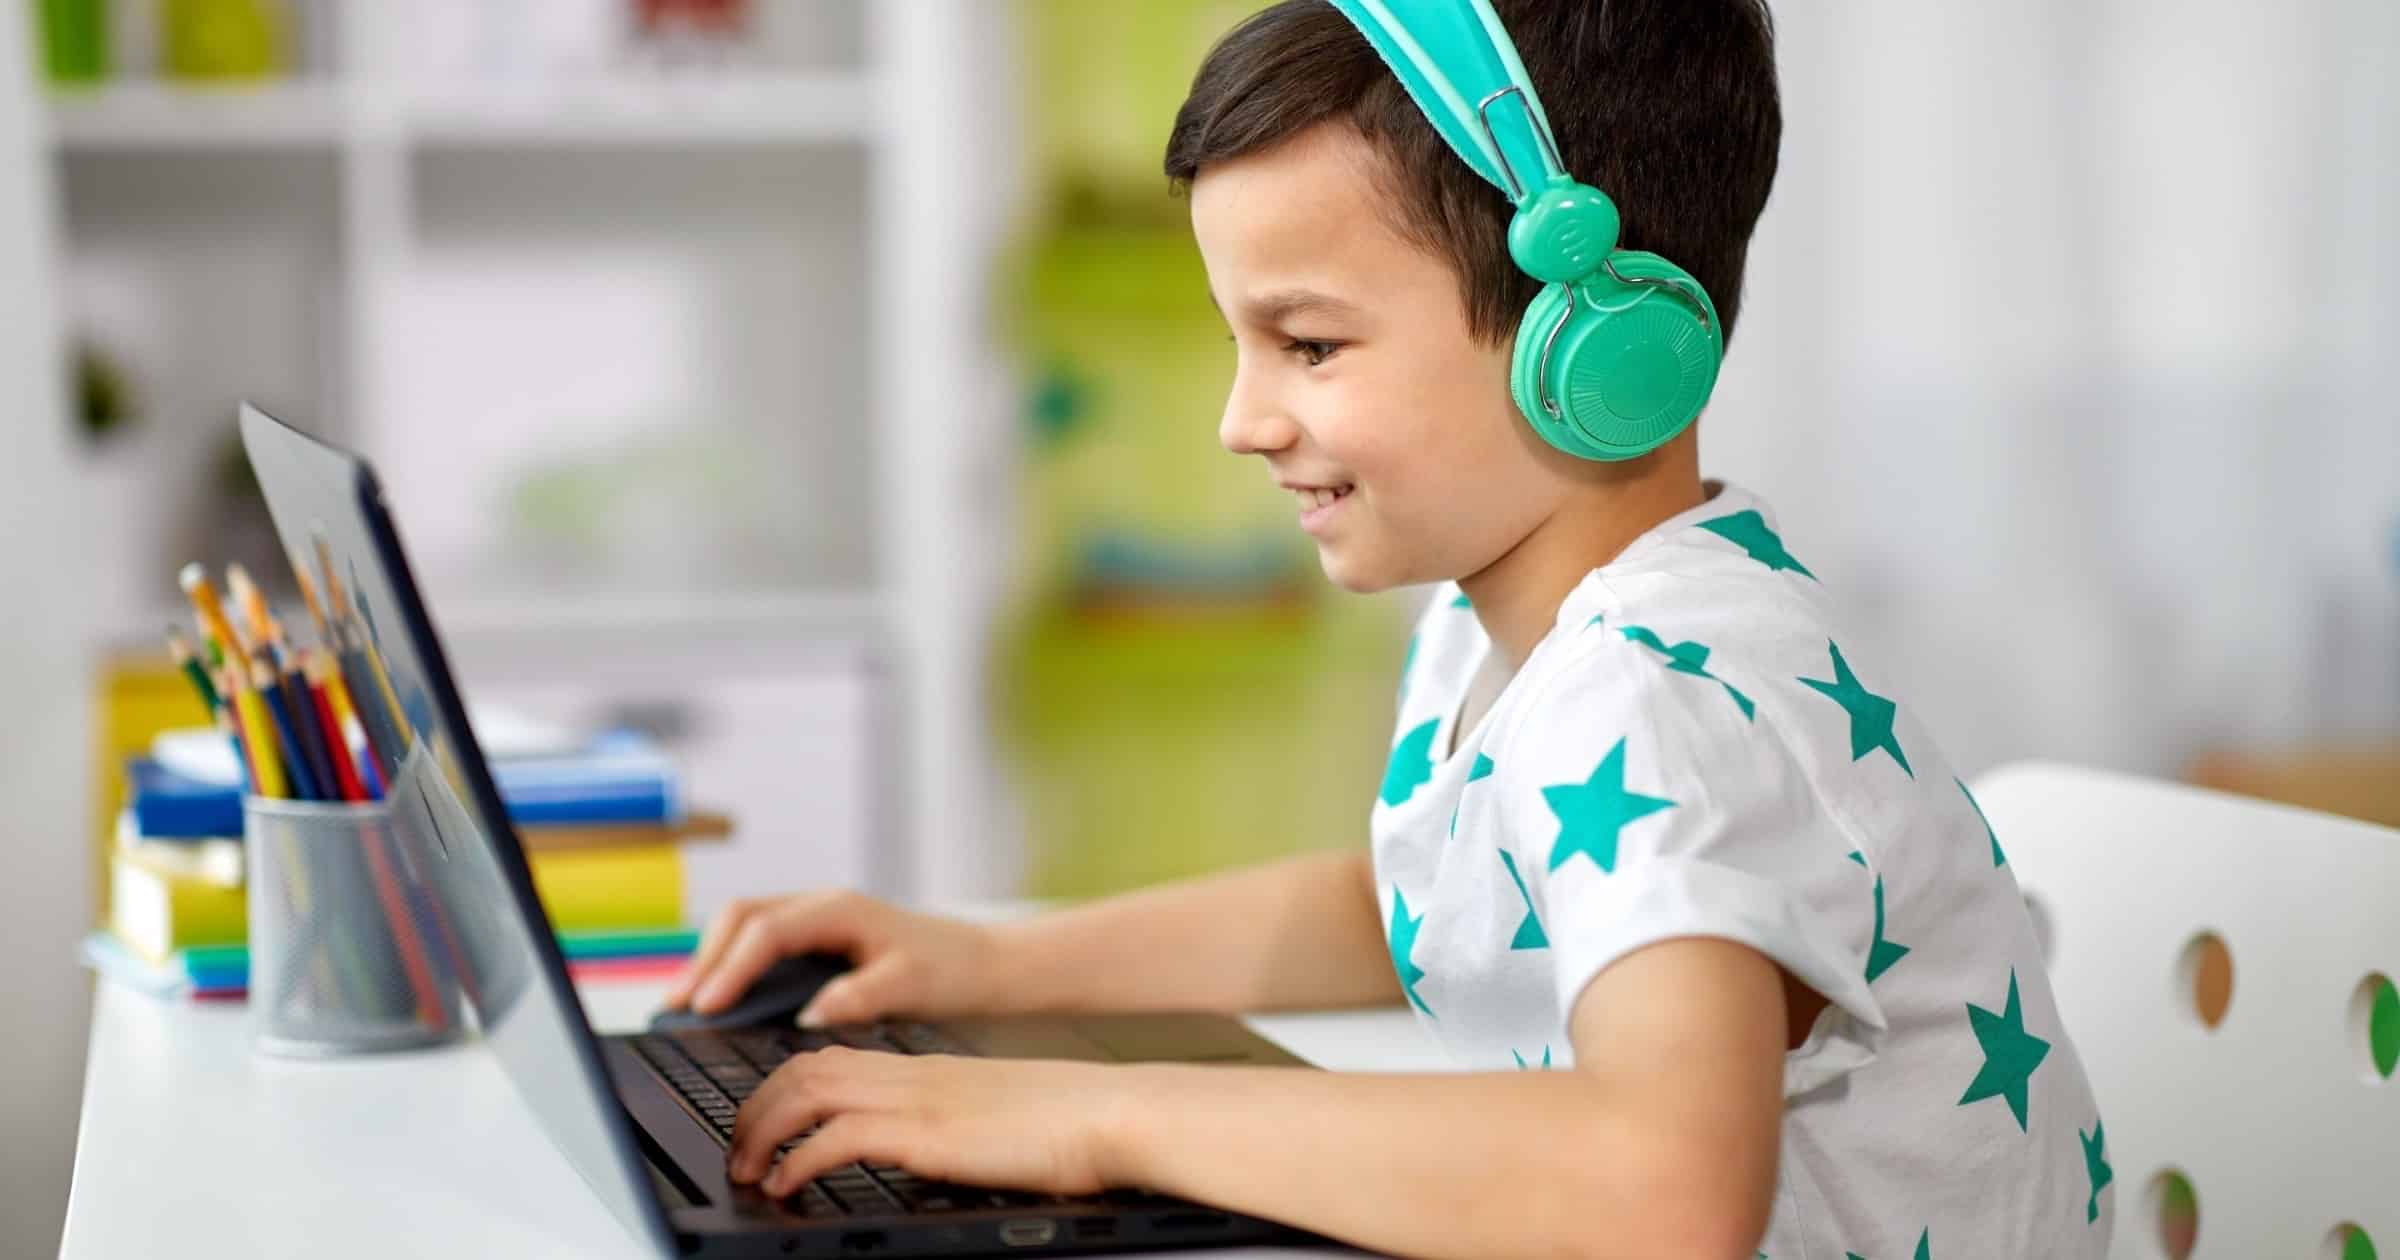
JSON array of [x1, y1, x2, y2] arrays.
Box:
[[109, 848, 248, 965], [523, 844, 683, 932]]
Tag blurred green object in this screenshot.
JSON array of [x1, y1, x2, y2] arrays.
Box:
[[995, 594, 1406, 898], [1025, 0, 1266, 225], [39, 0, 109, 84], [2371, 974, 2400, 1081], [162, 0, 285, 80], [73, 340, 135, 445], [995, 1, 1414, 901]]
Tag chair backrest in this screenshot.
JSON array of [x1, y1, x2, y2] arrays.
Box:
[[1970, 760, 2400, 1260]]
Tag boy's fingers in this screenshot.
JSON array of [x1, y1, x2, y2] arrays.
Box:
[[797, 954, 904, 1027], [693, 917, 789, 1014], [665, 900, 758, 1008]]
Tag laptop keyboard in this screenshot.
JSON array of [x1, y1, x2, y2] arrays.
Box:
[[629, 1022, 1062, 1218]]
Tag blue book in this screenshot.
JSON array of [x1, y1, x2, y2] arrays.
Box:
[[129, 730, 680, 839]]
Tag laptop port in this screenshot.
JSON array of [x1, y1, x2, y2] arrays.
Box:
[[999, 1219, 1058, 1247], [1072, 1217, 1116, 1239], [839, 1229, 886, 1252]]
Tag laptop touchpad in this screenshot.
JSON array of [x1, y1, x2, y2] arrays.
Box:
[[1070, 1013, 1271, 1063]]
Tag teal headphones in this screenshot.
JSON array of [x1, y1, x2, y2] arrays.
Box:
[[1327, 0, 1722, 460]]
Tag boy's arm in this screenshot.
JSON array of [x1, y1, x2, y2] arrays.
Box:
[[987, 848, 1400, 1014], [1100, 937, 1789, 1260]]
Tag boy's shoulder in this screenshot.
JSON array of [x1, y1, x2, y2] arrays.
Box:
[[1549, 483, 1853, 698], [1505, 486, 1959, 855]]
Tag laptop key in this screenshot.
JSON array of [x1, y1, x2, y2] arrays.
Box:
[[790, 1184, 845, 1219]]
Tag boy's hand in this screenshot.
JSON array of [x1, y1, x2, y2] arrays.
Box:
[[726, 1048, 1133, 1200], [662, 891, 1002, 1026]]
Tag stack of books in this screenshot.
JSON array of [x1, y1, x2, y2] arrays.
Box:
[[83, 728, 730, 1001]]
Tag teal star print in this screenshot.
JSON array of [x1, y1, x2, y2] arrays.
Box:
[[1799, 640, 1913, 778], [1958, 777, 2006, 866], [1450, 592, 1471, 608], [1449, 753, 1497, 838], [1866, 874, 1911, 983], [1541, 737, 1675, 874], [1511, 1045, 1552, 1070], [1842, 1231, 1929, 1260], [1497, 848, 1548, 949], [2081, 1120, 2113, 1223], [1958, 969, 2051, 1131], [1699, 509, 1816, 579], [1397, 633, 1419, 701], [1847, 849, 1867, 866], [1381, 718, 1438, 807], [1619, 623, 1757, 720], [1387, 885, 1433, 1017]]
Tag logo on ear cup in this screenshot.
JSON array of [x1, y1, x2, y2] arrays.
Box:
[[1507, 182, 1620, 283]]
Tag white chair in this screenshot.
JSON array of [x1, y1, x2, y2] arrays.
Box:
[[1971, 760, 2400, 1260]]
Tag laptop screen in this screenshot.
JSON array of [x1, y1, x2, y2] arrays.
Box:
[[240, 404, 674, 1255]]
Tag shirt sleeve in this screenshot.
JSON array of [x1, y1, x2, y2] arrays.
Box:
[[1491, 625, 1887, 1097]]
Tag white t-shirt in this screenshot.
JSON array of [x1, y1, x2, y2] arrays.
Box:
[[1370, 482, 2113, 1259]]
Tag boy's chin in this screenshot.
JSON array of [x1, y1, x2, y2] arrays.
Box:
[[1315, 546, 1397, 595]]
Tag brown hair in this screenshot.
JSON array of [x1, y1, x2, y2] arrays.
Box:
[[1164, 0, 1781, 348]]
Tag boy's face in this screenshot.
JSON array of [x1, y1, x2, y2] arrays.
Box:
[[1190, 123, 1565, 594]]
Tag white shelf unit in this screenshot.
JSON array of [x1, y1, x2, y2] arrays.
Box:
[[44, 0, 1027, 907]]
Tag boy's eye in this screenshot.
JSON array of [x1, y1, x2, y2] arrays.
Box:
[[1283, 338, 1340, 366]]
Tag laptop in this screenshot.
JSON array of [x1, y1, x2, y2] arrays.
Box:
[[238, 403, 1325, 1257]]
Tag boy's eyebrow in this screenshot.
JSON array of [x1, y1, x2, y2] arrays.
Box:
[[1214, 288, 1362, 326]]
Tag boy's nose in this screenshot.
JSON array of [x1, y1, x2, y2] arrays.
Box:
[[1218, 397, 1299, 456]]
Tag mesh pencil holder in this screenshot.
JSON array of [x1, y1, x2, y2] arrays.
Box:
[[244, 796, 465, 1057]]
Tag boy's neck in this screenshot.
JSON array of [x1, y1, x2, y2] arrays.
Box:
[[1457, 452, 1709, 675]]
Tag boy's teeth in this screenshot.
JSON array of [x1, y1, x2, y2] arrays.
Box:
[[1298, 485, 1352, 508]]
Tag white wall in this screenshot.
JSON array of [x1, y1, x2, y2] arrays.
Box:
[[0, 4, 94, 1253], [1704, 0, 2400, 781]]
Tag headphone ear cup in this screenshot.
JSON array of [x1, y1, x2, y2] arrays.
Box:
[[1507, 254, 1723, 461]]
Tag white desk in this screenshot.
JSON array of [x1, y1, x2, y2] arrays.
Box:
[[62, 932, 1453, 1258]]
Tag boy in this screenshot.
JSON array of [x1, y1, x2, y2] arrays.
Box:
[[666, 2, 2112, 1256]]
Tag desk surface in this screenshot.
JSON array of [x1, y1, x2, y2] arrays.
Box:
[[63, 915, 1453, 1259]]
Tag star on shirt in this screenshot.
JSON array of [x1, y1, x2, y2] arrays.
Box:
[[1380, 718, 1439, 807], [1958, 969, 2051, 1131], [1699, 509, 1816, 579], [1799, 640, 1913, 778], [1497, 848, 1548, 950], [2081, 1120, 2113, 1223], [1867, 874, 1912, 983], [1541, 737, 1675, 875], [1619, 623, 1757, 720], [1387, 885, 1433, 1017]]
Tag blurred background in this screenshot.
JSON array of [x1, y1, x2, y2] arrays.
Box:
[[3, 0, 2394, 1252]]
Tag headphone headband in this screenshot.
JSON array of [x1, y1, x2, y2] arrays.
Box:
[[1327, 0, 1566, 207]]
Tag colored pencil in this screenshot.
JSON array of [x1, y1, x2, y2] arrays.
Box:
[[308, 678, 367, 804], [251, 658, 322, 802], [166, 627, 221, 714], [227, 665, 289, 800], [275, 655, 340, 805], [226, 563, 282, 653], [178, 563, 246, 663]]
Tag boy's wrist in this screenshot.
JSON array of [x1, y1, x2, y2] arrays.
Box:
[[1089, 1062, 1175, 1189], [976, 915, 1055, 1015]]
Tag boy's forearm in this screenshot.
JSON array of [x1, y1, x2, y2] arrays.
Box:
[[1100, 1065, 1767, 1260], [985, 849, 1399, 1014]]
